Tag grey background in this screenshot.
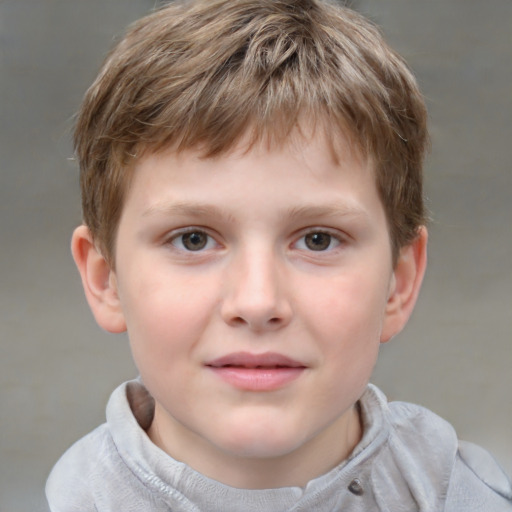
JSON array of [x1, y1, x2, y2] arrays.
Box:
[[1, 1, 511, 510]]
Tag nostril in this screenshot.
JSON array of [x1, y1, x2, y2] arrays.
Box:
[[231, 317, 247, 326], [228, 316, 283, 329]]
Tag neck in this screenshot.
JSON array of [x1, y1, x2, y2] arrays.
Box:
[[148, 404, 362, 489]]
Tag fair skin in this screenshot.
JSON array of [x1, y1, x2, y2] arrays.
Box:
[[72, 128, 427, 489]]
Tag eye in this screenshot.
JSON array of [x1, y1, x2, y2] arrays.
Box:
[[170, 230, 217, 251], [295, 231, 341, 252]]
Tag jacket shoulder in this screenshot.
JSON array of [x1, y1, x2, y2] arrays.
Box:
[[370, 399, 458, 511], [444, 441, 512, 511], [46, 424, 111, 512], [383, 399, 512, 510]]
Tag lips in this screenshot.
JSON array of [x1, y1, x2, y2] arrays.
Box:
[[206, 352, 305, 369], [205, 352, 306, 391]]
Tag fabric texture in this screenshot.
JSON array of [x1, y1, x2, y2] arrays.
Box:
[[46, 380, 512, 511]]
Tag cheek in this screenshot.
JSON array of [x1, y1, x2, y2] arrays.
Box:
[[120, 273, 218, 367], [298, 270, 388, 395], [301, 270, 390, 343]]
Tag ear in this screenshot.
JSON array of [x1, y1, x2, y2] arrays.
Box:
[[380, 226, 427, 343], [71, 225, 127, 333]]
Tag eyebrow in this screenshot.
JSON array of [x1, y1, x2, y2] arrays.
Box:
[[285, 203, 369, 222], [142, 201, 237, 223], [142, 201, 369, 223]]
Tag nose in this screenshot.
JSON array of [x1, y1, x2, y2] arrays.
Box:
[[221, 248, 292, 332]]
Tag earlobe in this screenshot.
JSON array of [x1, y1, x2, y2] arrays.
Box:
[[71, 225, 127, 333], [380, 226, 428, 343]]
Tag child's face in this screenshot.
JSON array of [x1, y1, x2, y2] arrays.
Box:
[[84, 128, 423, 485]]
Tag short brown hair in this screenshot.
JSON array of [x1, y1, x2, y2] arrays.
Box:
[[75, 0, 428, 265]]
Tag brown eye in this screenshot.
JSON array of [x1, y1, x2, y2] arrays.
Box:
[[180, 231, 209, 251], [304, 232, 333, 251]]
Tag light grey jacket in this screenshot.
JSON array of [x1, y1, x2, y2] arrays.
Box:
[[46, 380, 512, 511]]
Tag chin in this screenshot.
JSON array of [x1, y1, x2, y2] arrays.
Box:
[[214, 424, 306, 459]]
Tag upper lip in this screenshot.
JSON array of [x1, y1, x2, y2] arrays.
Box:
[[205, 352, 306, 369]]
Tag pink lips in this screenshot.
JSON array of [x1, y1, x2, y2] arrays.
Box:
[[205, 352, 306, 391]]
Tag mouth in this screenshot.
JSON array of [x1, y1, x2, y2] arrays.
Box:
[[206, 352, 306, 369], [205, 352, 307, 391]]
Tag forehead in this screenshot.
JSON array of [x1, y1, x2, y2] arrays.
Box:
[[134, 120, 370, 182], [122, 126, 383, 226]]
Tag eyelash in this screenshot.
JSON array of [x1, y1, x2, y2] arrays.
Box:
[[166, 227, 344, 253], [168, 228, 219, 252], [293, 229, 343, 252]]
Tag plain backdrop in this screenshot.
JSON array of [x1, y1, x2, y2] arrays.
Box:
[[1, 1, 511, 510]]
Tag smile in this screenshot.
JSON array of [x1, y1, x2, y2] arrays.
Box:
[[205, 352, 307, 391]]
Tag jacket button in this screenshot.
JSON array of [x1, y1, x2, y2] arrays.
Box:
[[348, 479, 364, 496]]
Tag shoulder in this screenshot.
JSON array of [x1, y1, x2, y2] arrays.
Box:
[[46, 424, 112, 511], [385, 397, 461, 478], [369, 396, 459, 510], [45, 380, 164, 511], [368, 390, 512, 511], [387, 398, 457, 445], [46, 417, 152, 511], [445, 440, 512, 511]]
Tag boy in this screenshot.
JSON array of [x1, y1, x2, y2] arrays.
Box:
[[46, 0, 512, 510]]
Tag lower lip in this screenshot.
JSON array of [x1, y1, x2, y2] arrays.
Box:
[[207, 366, 305, 391]]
